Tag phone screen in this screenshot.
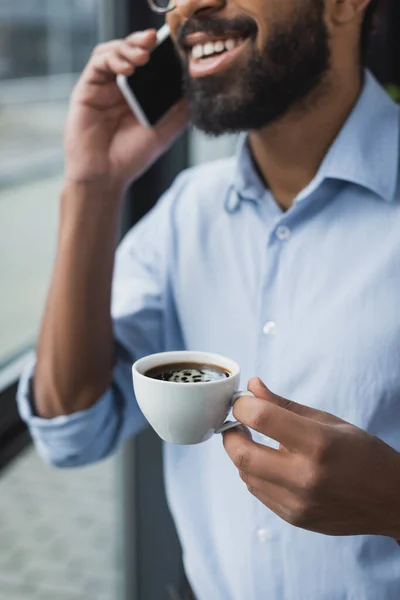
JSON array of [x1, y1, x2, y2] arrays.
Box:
[[126, 35, 184, 126]]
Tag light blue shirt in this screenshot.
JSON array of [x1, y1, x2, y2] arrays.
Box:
[[18, 71, 400, 599]]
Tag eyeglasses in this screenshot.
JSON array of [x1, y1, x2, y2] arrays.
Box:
[[147, 0, 176, 14]]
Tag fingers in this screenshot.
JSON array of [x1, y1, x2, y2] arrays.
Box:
[[233, 389, 323, 452], [90, 49, 147, 79], [240, 475, 292, 523], [223, 428, 292, 486], [248, 377, 304, 413], [239, 470, 286, 506], [236, 424, 252, 439], [93, 30, 157, 56], [125, 29, 158, 49], [84, 29, 158, 83], [248, 377, 345, 426]]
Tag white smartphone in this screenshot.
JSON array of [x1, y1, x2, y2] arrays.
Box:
[[117, 24, 184, 128]]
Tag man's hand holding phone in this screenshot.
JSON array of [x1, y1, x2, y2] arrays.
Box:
[[34, 29, 188, 420], [64, 29, 189, 189]]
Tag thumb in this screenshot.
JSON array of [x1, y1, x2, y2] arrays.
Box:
[[247, 377, 343, 425]]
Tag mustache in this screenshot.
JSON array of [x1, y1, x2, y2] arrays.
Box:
[[177, 16, 258, 49]]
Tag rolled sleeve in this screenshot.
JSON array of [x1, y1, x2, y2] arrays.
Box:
[[16, 176, 186, 468], [17, 355, 147, 469]]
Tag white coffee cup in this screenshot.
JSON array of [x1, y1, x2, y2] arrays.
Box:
[[132, 350, 248, 445]]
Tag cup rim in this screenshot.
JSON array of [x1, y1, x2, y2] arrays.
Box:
[[132, 350, 240, 387]]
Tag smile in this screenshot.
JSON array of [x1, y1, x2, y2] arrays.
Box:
[[183, 33, 250, 78], [191, 37, 244, 60]]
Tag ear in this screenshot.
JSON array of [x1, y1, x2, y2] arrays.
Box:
[[330, 0, 372, 26]]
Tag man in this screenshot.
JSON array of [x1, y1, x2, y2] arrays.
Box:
[[18, 0, 400, 598]]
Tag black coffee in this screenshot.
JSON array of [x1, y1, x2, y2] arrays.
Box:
[[145, 362, 231, 383]]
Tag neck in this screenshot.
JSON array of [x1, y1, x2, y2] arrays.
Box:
[[248, 67, 364, 211]]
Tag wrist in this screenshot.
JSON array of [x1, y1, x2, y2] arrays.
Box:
[[59, 178, 125, 245], [63, 173, 127, 195], [61, 177, 126, 210]]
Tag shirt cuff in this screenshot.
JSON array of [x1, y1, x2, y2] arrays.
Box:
[[17, 356, 147, 467]]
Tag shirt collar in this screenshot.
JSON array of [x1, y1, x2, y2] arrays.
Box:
[[234, 70, 400, 205], [233, 133, 267, 203], [320, 71, 399, 202]]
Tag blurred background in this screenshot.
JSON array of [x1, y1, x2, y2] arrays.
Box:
[[0, 1, 399, 599]]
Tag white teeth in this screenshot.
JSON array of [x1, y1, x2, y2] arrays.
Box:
[[203, 42, 215, 56], [191, 37, 241, 60], [214, 40, 225, 54], [192, 44, 204, 59]]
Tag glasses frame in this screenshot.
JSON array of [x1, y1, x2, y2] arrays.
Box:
[[147, 0, 176, 14]]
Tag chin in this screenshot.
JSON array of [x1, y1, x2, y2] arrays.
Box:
[[186, 84, 273, 135], [185, 74, 253, 134]]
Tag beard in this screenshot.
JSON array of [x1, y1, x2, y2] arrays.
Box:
[[179, 3, 330, 135]]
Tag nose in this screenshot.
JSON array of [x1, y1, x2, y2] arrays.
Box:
[[173, 0, 226, 21]]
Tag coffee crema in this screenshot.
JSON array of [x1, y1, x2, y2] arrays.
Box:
[[145, 362, 231, 383]]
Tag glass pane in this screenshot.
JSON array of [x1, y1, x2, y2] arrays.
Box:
[[0, 0, 99, 366]]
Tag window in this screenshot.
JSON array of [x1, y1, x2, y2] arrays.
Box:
[[0, 4, 123, 599], [0, 0, 99, 368]]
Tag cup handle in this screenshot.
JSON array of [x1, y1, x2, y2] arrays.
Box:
[[215, 391, 254, 434]]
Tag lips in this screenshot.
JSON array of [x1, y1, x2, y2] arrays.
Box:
[[181, 31, 249, 78], [178, 16, 257, 78], [188, 37, 250, 78]]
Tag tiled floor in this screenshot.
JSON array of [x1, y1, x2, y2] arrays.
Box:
[[0, 447, 122, 600]]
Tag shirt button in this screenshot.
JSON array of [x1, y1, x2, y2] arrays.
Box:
[[263, 321, 277, 336], [276, 225, 291, 240], [257, 528, 271, 543]]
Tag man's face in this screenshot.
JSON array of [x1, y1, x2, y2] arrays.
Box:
[[168, 0, 331, 135]]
